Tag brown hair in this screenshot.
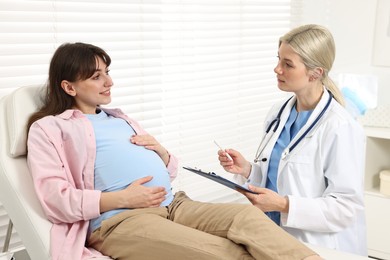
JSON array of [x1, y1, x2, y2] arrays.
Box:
[[27, 42, 111, 131]]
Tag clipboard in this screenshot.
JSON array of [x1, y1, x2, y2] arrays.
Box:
[[183, 166, 257, 194]]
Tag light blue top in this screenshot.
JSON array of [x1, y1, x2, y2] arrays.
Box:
[[86, 110, 173, 233], [266, 105, 313, 225]]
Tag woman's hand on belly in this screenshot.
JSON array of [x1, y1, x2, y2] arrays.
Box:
[[130, 134, 170, 166], [99, 176, 167, 213]]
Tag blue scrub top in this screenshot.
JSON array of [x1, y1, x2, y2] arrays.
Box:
[[266, 105, 313, 225]]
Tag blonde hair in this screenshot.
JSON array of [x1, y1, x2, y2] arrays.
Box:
[[279, 24, 344, 106]]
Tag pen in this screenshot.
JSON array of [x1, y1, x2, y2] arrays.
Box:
[[214, 140, 233, 161]]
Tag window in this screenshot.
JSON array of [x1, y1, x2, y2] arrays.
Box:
[[0, 0, 293, 252]]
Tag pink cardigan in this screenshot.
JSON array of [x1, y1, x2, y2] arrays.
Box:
[[27, 108, 178, 260]]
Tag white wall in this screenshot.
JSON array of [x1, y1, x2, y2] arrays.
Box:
[[300, 0, 390, 106]]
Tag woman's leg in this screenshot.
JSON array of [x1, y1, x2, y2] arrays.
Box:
[[168, 192, 318, 260], [87, 207, 253, 260]]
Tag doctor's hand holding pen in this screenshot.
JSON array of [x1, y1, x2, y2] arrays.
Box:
[[217, 148, 251, 178], [217, 149, 289, 214]]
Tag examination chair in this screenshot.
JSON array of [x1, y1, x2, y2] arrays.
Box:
[[0, 86, 371, 260], [0, 85, 111, 260]]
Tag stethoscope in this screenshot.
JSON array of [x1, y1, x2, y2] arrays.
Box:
[[254, 90, 333, 163]]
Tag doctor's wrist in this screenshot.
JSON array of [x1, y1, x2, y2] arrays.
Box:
[[280, 196, 289, 213], [242, 161, 252, 179]]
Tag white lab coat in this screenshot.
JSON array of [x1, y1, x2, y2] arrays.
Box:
[[235, 89, 367, 256]]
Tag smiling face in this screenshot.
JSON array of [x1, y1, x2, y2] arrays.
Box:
[[273, 42, 311, 95], [61, 56, 113, 114]]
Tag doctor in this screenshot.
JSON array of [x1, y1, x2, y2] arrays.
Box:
[[217, 24, 367, 256]]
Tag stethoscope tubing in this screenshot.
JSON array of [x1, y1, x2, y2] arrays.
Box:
[[254, 90, 333, 163]]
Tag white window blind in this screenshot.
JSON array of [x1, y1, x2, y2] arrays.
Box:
[[0, 0, 293, 252]]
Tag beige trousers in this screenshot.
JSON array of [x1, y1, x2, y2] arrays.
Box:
[[87, 191, 315, 260]]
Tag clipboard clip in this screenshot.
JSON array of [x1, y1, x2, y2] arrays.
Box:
[[192, 167, 216, 176], [183, 166, 258, 194]]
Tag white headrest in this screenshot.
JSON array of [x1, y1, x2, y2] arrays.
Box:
[[6, 85, 45, 157]]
